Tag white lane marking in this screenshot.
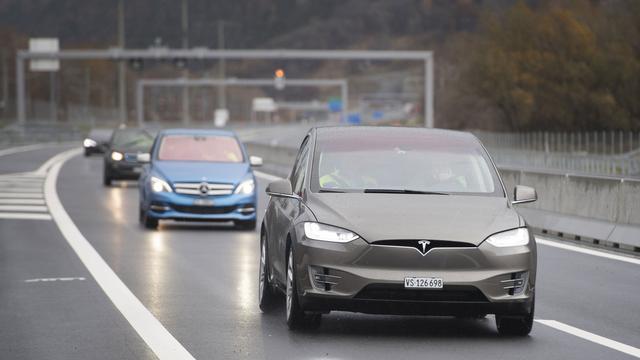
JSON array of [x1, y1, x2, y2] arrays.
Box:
[[0, 205, 47, 212], [25, 277, 86, 283], [0, 179, 44, 184], [536, 237, 640, 266], [0, 193, 44, 198], [0, 174, 45, 179], [0, 212, 52, 220], [0, 199, 45, 205], [254, 170, 283, 182], [536, 320, 640, 358], [0, 182, 43, 188], [45, 148, 195, 360], [0, 188, 42, 193], [0, 143, 58, 157]]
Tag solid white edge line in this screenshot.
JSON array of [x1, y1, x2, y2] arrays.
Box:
[[0, 213, 52, 220], [45, 148, 195, 360], [536, 237, 640, 266], [254, 170, 283, 182], [536, 320, 640, 358]]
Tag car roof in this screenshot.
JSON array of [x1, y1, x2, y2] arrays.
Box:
[[313, 126, 477, 142], [158, 128, 237, 137]]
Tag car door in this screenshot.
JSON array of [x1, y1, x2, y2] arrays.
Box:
[[270, 136, 311, 284]]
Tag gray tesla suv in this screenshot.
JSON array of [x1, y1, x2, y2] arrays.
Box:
[[259, 126, 537, 336]]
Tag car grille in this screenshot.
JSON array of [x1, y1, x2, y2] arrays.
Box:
[[355, 284, 488, 303], [371, 239, 475, 255], [174, 182, 234, 196], [172, 204, 237, 214]]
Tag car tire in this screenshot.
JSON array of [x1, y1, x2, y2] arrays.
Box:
[[285, 246, 321, 330], [84, 149, 90, 157], [141, 208, 158, 230], [103, 167, 112, 186], [496, 296, 534, 336], [236, 219, 256, 231], [258, 231, 277, 312]]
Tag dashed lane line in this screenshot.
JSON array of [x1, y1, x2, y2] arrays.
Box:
[[536, 320, 640, 359], [45, 148, 195, 360]]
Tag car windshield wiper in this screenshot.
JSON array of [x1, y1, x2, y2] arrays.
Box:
[[319, 188, 346, 193], [363, 188, 449, 195]]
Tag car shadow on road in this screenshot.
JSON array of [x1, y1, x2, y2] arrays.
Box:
[[158, 222, 257, 233], [259, 305, 526, 340]]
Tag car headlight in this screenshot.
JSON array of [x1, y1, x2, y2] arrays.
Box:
[[485, 228, 529, 247], [234, 179, 255, 195], [150, 176, 172, 193], [303, 222, 359, 243], [111, 151, 124, 161], [83, 138, 97, 147]]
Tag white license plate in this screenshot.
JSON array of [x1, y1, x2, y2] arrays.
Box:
[[194, 199, 214, 206], [132, 167, 142, 173], [404, 277, 443, 289]]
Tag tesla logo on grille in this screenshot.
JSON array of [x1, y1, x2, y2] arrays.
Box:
[[198, 182, 209, 195], [417, 240, 431, 255]]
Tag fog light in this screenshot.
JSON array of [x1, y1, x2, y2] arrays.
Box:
[[501, 271, 528, 295]]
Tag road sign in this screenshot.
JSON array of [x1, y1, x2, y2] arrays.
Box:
[[214, 108, 229, 127], [252, 97, 277, 112], [28, 38, 59, 72]]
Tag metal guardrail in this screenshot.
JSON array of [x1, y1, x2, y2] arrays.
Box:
[[489, 149, 640, 178]]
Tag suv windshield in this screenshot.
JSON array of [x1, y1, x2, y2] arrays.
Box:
[[157, 135, 244, 163], [311, 131, 502, 196]]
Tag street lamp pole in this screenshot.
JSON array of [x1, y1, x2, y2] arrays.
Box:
[[181, 0, 190, 125], [117, 0, 126, 124]]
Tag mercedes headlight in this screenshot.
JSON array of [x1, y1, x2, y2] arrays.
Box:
[[485, 228, 529, 247], [111, 151, 124, 161], [151, 176, 172, 193], [234, 179, 255, 195], [303, 222, 359, 243]]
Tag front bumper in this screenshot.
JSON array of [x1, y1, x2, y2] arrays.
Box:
[[293, 232, 536, 316], [106, 161, 144, 180], [146, 191, 256, 222]]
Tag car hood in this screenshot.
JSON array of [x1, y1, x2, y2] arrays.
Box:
[[153, 161, 251, 184], [305, 193, 520, 245]]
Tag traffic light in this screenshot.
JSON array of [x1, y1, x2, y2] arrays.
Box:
[[274, 69, 285, 90]]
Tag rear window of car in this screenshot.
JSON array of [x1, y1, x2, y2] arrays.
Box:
[[111, 130, 154, 150], [157, 135, 244, 163]]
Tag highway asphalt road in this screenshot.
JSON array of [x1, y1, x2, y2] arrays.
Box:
[[0, 144, 639, 359]]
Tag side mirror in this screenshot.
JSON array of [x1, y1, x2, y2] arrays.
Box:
[[249, 156, 263, 167], [512, 185, 537, 205], [266, 179, 295, 198], [137, 153, 151, 163]]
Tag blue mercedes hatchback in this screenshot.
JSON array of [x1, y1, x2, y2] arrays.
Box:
[[138, 129, 262, 230]]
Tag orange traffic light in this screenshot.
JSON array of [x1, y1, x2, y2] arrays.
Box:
[[275, 69, 285, 78]]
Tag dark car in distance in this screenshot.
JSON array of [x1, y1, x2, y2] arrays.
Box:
[[83, 128, 112, 156], [103, 128, 154, 186]]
